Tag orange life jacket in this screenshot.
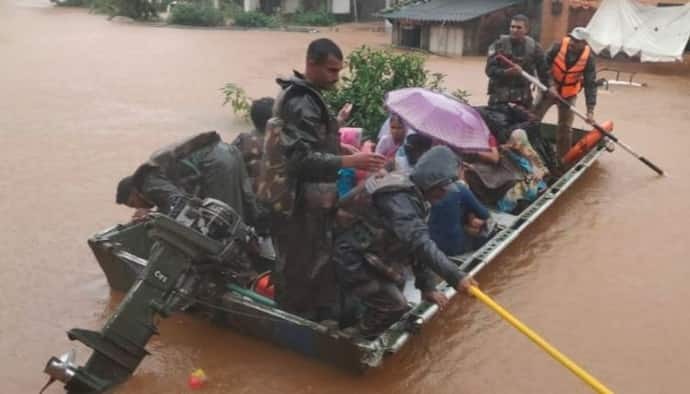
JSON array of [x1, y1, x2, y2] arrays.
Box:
[[552, 37, 591, 98]]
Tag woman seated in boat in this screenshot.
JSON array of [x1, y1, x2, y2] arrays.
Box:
[[475, 103, 558, 173], [376, 113, 410, 161], [495, 129, 549, 213], [464, 126, 549, 214]]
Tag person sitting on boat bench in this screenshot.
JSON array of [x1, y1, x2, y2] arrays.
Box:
[[334, 146, 477, 339], [428, 162, 493, 257], [115, 131, 265, 230]]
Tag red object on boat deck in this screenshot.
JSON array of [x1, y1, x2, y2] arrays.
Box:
[[253, 271, 275, 299], [562, 120, 614, 166]]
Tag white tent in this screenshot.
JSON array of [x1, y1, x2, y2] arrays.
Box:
[[581, 0, 690, 62]]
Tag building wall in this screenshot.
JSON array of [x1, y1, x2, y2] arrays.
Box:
[[244, 0, 260, 11], [392, 22, 401, 45], [283, 0, 300, 13], [332, 0, 350, 14], [429, 24, 464, 56]]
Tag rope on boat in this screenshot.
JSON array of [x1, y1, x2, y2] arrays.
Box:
[[469, 286, 614, 394]]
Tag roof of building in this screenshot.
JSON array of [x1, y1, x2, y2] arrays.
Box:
[[382, 0, 523, 23]]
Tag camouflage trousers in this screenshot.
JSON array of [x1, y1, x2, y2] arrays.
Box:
[[333, 241, 410, 339]]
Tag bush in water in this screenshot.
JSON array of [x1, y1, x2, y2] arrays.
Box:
[[169, 2, 225, 26], [111, 0, 157, 20], [233, 11, 277, 27], [290, 10, 335, 26], [220, 83, 252, 121]]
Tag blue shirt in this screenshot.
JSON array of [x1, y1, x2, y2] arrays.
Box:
[[428, 182, 490, 256]]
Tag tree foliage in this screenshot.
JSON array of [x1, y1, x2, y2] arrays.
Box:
[[111, 0, 157, 20], [221, 83, 252, 121], [222, 47, 471, 138], [169, 2, 224, 26], [324, 46, 468, 140]]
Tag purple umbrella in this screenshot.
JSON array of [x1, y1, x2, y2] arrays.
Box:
[[384, 87, 491, 152]]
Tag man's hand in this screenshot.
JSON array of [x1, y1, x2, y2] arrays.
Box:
[[504, 65, 523, 77], [456, 277, 478, 295], [586, 109, 595, 125], [341, 152, 386, 172], [337, 103, 353, 126], [131, 208, 151, 222], [422, 290, 449, 309]]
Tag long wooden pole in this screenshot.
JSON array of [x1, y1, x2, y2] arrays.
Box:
[[495, 53, 664, 176], [468, 285, 614, 394]]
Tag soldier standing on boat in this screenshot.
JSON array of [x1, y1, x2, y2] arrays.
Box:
[[115, 131, 265, 230], [485, 14, 553, 109], [334, 147, 476, 339], [533, 27, 598, 163], [257, 38, 385, 320], [483, 14, 560, 172]]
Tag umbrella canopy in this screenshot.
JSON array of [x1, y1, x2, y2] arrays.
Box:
[[384, 88, 491, 152]]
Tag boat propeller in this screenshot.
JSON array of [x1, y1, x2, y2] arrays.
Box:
[[40, 349, 77, 393]]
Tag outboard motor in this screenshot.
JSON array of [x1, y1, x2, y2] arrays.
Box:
[[41, 198, 258, 393]]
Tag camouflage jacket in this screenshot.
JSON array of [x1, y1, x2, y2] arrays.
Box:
[[257, 71, 341, 217], [337, 170, 465, 291], [485, 35, 551, 106]]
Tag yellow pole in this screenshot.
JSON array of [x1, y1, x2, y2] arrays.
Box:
[[468, 285, 614, 394]]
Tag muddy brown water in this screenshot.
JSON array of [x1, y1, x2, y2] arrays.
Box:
[[1, 2, 689, 393]]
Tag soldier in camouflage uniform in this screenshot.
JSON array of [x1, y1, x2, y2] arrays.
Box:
[[335, 146, 476, 339], [116, 131, 264, 230], [485, 14, 552, 109], [232, 97, 274, 192], [256, 39, 385, 320]]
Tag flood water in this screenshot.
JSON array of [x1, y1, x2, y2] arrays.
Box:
[[1, 1, 689, 393]]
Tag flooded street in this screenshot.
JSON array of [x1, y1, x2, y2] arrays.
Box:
[[1, 1, 689, 393]]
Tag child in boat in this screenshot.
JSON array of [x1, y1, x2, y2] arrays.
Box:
[[337, 128, 374, 197]]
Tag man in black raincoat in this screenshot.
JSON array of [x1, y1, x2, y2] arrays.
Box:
[[259, 38, 385, 320], [116, 131, 264, 229], [334, 146, 476, 339]]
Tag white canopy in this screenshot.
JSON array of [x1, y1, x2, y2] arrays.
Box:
[[581, 0, 690, 62]]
